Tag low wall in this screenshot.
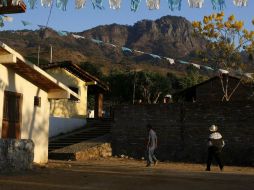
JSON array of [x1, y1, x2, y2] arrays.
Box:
[[112, 102, 254, 166], [49, 117, 87, 138], [0, 139, 34, 172]]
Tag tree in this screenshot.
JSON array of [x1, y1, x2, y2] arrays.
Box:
[[192, 12, 254, 101]]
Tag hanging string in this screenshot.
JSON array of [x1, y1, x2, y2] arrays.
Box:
[[131, 0, 141, 12], [109, 0, 121, 10], [75, 0, 86, 9], [168, 0, 182, 11], [56, 0, 68, 11], [146, 0, 160, 10], [188, 0, 204, 8]]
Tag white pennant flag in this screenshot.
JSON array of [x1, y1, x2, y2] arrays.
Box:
[[3, 16, 13, 22], [146, 0, 160, 10], [188, 0, 204, 8], [109, 0, 121, 9], [233, 0, 248, 7], [165, 57, 175, 65], [72, 34, 85, 39], [41, 0, 53, 7], [75, 0, 86, 9]]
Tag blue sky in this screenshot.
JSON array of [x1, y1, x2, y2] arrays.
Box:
[[2, 0, 254, 32]]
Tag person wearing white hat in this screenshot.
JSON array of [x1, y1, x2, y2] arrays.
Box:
[[206, 124, 225, 171]]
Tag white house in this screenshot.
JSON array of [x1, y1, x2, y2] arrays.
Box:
[[42, 61, 109, 138], [0, 42, 79, 164]]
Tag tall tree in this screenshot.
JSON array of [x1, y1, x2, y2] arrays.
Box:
[[192, 12, 254, 101]]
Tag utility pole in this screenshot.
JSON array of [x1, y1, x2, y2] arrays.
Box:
[[37, 45, 40, 66], [132, 71, 136, 104], [50, 45, 53, 63]]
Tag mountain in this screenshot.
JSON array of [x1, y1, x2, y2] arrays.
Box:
[[0, 15, 206, 76]]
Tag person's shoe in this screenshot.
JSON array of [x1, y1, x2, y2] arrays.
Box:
[[154, 160, 158, 166], [220, 166, 224, 171], [146, 163, 152, 167], [205, 168, 211, 171]]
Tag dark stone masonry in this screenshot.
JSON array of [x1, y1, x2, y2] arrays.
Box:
[[111, 102, 254, 166], [0, 139, 34, 172]]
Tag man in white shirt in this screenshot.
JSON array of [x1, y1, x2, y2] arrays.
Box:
[[146, 124, 158, 167], [206, 124, 225, 171]]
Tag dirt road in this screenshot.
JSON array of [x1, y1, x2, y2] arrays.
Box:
[[0, 158, 253, 190]]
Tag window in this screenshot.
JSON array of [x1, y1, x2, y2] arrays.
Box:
[[68, 86, 80, 102], [34, 96, 41, 107]]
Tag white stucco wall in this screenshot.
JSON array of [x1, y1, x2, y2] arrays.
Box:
[[49, 117, 87, 138], [0, 64, 50, 164]]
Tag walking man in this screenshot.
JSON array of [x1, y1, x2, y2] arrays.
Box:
[[206, 124, 225, 171], [146, 124, 158, 167]]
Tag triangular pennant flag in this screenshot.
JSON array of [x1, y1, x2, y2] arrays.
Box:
[[27, 0, 37, 9], [57, 30, 68, 36], [91, 0, 104, 9], [0, 17, 4, 28], [146, 0, 160, 10], [122, 47, 133, 53], [165, 57, 175, 64], [243, 73, 253, 79], [202, 66, 214, 71], [233, 0, 248, 7], [2, 16, 13, 22], [131, 0, 141, 12], [21, 20, 33, 26], [41, 0, 53, 7], [191, 63, 201, 69], [188, 0, 204, 8], [72, 34, 85, 39], [75, 0, 86, 9], [178, 60, 189, 64], [56, 0, 68, 11], [211, 0, 226, 10], [134, 50, 145, 54], [12, 0, 20, 5], [218, 69, 229, 74], [168, 0, 182, 11], [109, 0, 121, 9], [91, 38, 103, 44], [149, 53, 161, 59]]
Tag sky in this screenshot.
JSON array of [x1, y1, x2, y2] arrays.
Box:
[[1, 0, 254, 32]]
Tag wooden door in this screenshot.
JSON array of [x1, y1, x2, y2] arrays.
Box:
[[2, 91, 22, 139]]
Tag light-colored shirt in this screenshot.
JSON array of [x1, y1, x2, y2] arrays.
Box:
[[208, 132, 225, 147], [148, 129, 157, 149]]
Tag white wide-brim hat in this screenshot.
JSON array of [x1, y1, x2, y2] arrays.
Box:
[[209, 125, 218, 132]]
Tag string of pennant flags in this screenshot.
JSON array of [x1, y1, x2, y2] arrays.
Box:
[[42, 30, 254, 79], [0, 0, 250, 12]]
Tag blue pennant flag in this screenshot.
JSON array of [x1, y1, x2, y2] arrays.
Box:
[[168, 0, 182, 11], [202, 66, 214, 71], [27, 0, 37, 9], [178, 60, 189, 64], [122, 47, 133, 53], [56, 0, 68, 11], [1, 0, 8, 6], [131, 0, 141, 12], [21, 20, 33, 26], [91, 38, 103, 44], [0, 17, 4, 28], [211, 0, 226, 10], [149, 53, 161, 59], [57, 30, 68, 36], [91, 0, 104, 9]]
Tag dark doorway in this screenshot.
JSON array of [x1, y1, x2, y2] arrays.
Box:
[[2, 91, 22, 139]]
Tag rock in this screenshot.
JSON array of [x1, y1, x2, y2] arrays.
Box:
[[0, 139, 34, 172]]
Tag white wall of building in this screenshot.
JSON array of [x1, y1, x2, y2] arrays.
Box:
[[49, 116, 87, 138], [0, 64, 50, 164]]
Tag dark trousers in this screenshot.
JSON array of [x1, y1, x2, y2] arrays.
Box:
[[206, 146, 223, 171]]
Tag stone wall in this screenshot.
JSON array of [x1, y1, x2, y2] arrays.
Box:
[[112, 102, 254, 166], [0, 139, 34, 172]]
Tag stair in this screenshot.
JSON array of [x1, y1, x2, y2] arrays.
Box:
[[48, 118, 112, 160]]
